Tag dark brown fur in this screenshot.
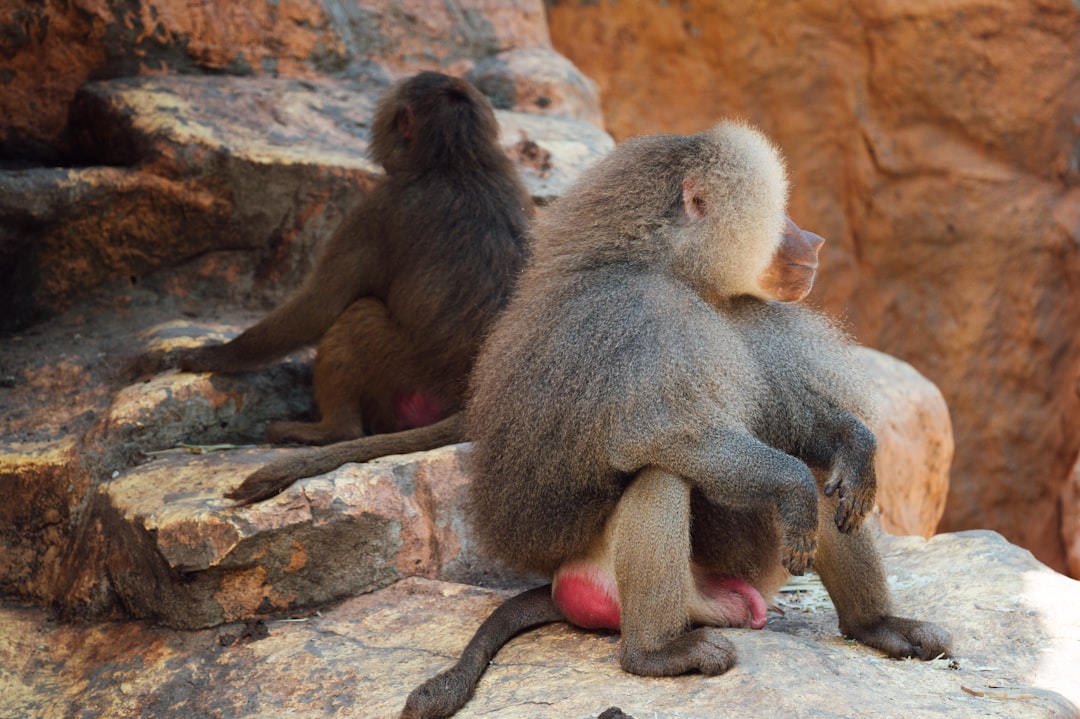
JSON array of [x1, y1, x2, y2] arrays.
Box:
[[138, 72, 531, 504], [399, 122, 949, 718]]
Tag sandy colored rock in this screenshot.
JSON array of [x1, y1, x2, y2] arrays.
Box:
[[860, 347, 952, 537], [2, 531, 1077, 718], [547, 0, 1080, 575]]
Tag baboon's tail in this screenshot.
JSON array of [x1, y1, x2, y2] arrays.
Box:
[[227, 413, 464, 505], [399, 584, 563, 719]]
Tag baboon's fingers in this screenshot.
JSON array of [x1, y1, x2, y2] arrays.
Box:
[[825, 462, 875, 533], [822, 470, 842, 497], [781, 531, 816, 576], [833, 494, 872, 534]]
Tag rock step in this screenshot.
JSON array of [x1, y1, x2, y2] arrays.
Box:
[[2, 73, 614, 327], [83, 442, 523, 629]]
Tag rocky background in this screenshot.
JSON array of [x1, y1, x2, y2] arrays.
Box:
[[1, 1, 1079, 717], [546, 0, 1080, 578], [0, 0, 613, 614]]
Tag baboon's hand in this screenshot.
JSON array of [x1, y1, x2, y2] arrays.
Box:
[[780, 528, 816, 576], [824, 463, 875, 534], [846, 615, 951, 660]]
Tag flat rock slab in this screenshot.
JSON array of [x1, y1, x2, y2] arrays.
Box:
[[77, 443, 531, 629], [2, 531, 1077, 719]]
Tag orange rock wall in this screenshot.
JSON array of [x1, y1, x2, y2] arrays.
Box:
[[548, 0, 1080, 573]]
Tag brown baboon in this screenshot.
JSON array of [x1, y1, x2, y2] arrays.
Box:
[[399, 121, 950, 719], [138, 71, 531, 504]]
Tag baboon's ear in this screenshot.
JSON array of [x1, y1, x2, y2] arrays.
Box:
[[681, 177, 707, 221], [397, 106, 416, 139]]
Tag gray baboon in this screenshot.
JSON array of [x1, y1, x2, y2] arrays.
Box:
[[400, 121, 950, 719]]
